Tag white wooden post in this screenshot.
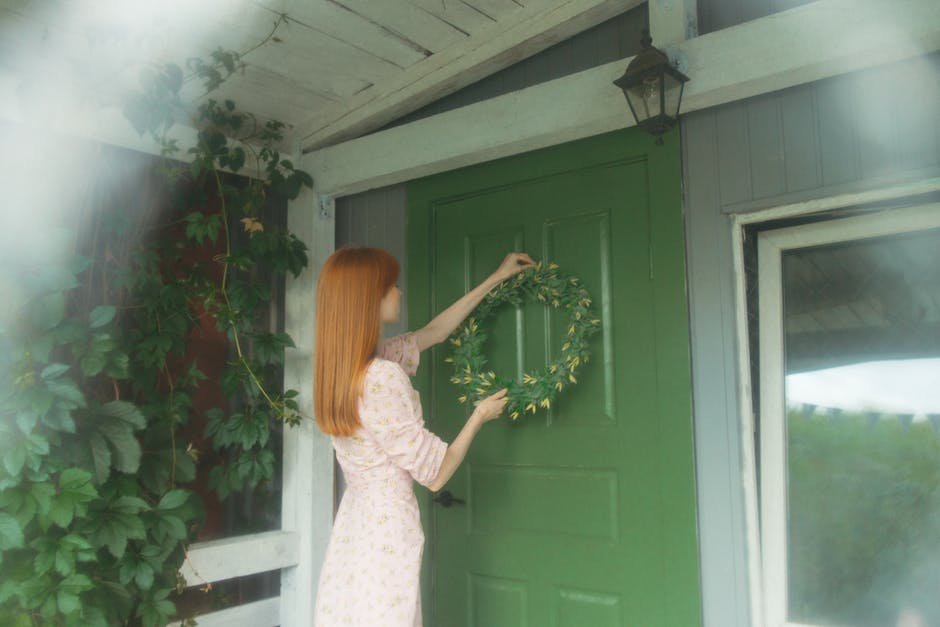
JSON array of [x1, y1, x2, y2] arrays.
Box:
[[649, 0, 697, 47], [279, 169, 336, 626]]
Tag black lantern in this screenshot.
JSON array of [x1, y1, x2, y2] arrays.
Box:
[[613, 30, 689, 143]]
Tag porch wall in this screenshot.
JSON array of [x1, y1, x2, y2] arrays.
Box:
[[682, 51, 940, 627], [335, 186, 409, 337], [697, 0, 816, 35]]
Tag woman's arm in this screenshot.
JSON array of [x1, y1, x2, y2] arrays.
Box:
[[428, 389, 507, 492], [413, 252, 535, 352]]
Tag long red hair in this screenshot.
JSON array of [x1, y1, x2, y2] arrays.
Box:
[[314, 246, 400, 436]]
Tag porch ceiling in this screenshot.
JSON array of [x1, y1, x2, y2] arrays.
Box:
[[0, 0, 631, 151]]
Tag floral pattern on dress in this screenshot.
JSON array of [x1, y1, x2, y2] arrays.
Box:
[[314, 332, 447, 627], [377, 332, 420, 376]]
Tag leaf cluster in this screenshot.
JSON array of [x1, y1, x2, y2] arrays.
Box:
[[122, 48, 313, 499], [1, 44, 312, 625], [0, 256, 203, 626], [446, 262, 602, 420]]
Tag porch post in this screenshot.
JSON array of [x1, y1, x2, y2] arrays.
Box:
[[279, 162, 335, 626], [649, 0, 697, 46]]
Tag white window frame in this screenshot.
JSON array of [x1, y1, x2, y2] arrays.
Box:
[[732, 198, 940, 627]]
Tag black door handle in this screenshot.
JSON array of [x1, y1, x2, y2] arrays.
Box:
[[432, 490, 466, 507]]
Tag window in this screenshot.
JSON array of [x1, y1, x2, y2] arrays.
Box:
[[754, 205, 940, 627]]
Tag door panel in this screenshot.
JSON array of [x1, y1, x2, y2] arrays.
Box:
[[408, 129, 700, 627]]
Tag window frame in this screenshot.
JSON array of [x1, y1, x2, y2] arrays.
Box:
[[745, 202, 940, 627]]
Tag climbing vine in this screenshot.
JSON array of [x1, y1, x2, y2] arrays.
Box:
[[0, 26, 311, 627]]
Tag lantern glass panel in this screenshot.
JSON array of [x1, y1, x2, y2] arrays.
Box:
[[625, 71, 664, 123], [663, 72, 685, 119]]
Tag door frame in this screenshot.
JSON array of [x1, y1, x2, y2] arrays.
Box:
[[728, 179, 940, 627]]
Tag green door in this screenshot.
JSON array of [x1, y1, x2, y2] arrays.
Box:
[[407, 128, 700, 627]]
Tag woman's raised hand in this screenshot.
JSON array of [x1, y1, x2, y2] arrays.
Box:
[[472, 388, 508, 423], [494, 252, 536, 282]]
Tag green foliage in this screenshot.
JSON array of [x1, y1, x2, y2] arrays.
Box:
[[1, 43, 311, 625], [447, 262, 602, 420], [0, 253, 174, 626], [787, 411, 940, 626]]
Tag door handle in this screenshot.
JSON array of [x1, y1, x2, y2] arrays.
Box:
[[432, 490, 466, 507]]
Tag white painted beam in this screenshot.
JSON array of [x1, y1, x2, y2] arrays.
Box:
[[278, 173, 335, 627], [167, 596, 279, 627], [178, 530, 299, 586], [297, 0, 639, 151], [307, 0, 940, 196], [649, 0, 697, 46]]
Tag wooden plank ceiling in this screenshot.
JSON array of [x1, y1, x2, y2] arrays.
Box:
[[0, 0, 629, 151]]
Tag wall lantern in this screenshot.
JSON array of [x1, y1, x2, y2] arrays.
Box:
[[613, 29, 689, 144]]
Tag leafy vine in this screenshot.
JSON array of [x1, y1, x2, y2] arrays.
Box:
[[0, 21, 312, 626], [446, 262, 601, 420]]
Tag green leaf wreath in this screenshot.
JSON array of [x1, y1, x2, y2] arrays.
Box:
[[446, 262, 602, 420]]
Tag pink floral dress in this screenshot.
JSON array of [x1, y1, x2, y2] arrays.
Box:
[[314, 332, 448, 627]]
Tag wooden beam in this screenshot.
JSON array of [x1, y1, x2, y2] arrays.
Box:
[[178, 530, 299, 586], [306, 0, 940, 196], [297, 0, 638, 151], [649, 0, 697, 46]]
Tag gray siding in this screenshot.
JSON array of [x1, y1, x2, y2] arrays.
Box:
[[335, 185, 410, 337], [698, 60, 940, 211], [682, 52, 940, 627], [698, 0, 816, 34]]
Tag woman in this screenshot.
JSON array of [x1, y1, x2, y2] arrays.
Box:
[[312, 246, 536, 627]]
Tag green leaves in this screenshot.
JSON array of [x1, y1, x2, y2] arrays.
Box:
[[82, 401, 147, 483], [149, 490, 191, 543], [157, 489, 189, 511], [86, 495, 148, 558], [43, 469, 98, 530], [208, 447, 275, 500], [135, 587, 176, 627], [0, 43, 314, 627], [251, 331, 295, 366], [0, 513, 24, 551], [88, 306, 116, 329], [184, 211, 223, 245], [77, 332, 118, 377], [40, 363, 70, 380], [31, 533, 95, 577], [55, 573, 93, 616], [123, 63, 183, 137]]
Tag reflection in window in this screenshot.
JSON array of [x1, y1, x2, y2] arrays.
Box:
[[782, 229, 940, 627]]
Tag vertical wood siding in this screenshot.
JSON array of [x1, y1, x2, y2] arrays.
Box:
[[698, 0, 816, 34], [682, 52, 940, 627], [335, 186, 409, 337]]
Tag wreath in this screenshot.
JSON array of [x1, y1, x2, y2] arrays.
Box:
[[446, 261, 601, 420]]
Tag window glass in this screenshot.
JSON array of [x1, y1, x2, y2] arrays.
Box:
[[782, 229, 940, 627]]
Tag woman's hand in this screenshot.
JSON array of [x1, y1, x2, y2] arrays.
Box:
[[430, 388, 509, 491], [472, 388, 508, 423], [493, 252, 536, 282], [414, 253, 535, 352]]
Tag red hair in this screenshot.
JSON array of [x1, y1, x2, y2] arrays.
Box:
[[314, 246, 400, 436]]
